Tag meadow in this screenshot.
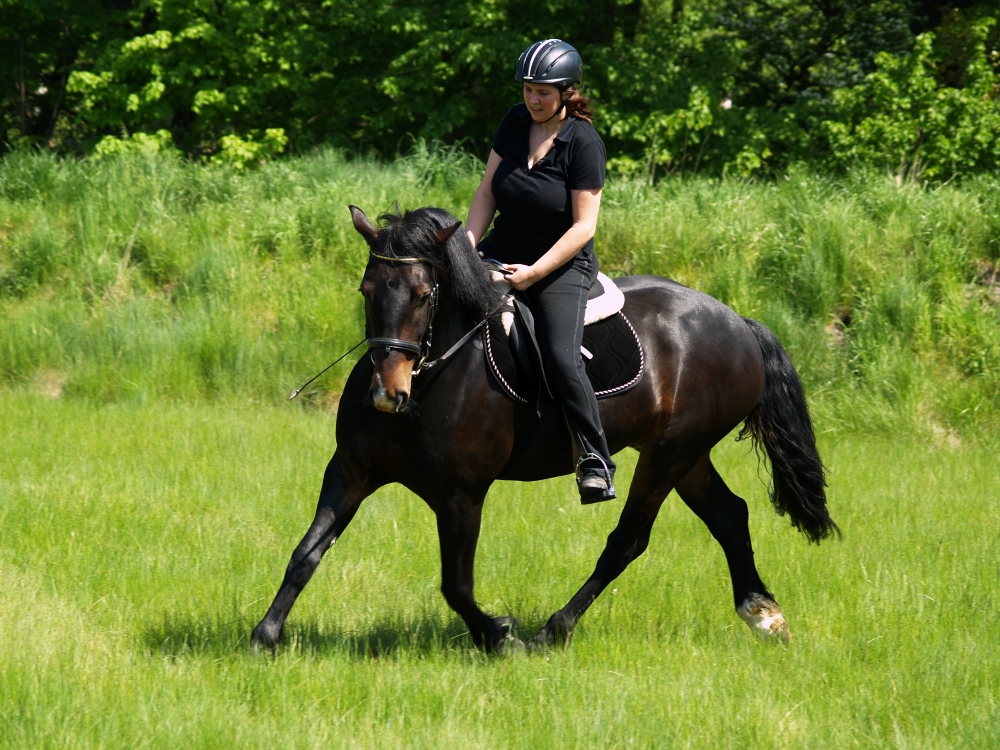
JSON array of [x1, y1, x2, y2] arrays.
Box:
[[1, 150, 999, 746], [1, 394, 997, 748]]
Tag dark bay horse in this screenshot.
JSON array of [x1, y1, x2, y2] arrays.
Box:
[[251, 205, 838, 652]]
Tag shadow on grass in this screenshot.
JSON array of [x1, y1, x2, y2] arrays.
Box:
[[140, 609, 552, 661]]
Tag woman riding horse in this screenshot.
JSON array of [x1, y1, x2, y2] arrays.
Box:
[[249, 202, 838, 654], [466, 39, 616, 503]]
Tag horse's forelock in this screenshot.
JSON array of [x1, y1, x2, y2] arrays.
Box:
[[374, 209, 447, 265], [374, 206, 500, 315]]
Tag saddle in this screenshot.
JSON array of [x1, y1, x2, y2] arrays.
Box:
[[483, 267, 644, 410]]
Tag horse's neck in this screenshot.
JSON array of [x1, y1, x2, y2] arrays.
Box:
[[431, 292, 480, 351]]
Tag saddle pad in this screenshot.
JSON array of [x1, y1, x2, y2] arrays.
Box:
[[585, 272, 626, 324], [485, 309, 644, 404], [490, 267, 625, 330]]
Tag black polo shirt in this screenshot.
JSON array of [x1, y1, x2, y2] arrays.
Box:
[[479, 103, 606, 266]]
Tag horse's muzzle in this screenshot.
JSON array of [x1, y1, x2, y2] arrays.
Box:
[[370, 371, 411, 413]]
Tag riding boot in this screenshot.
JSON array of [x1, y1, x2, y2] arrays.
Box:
[[575, 431, 616, 504], [577, 454, 616, 503]]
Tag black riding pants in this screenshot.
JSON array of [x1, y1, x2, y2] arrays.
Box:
[[522, 252, 616, 476]]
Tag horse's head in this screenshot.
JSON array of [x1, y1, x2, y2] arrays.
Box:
[[351, 205, 461, 413]]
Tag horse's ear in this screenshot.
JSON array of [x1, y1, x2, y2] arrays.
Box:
[[349, 205, 379, 245], [436, 221, 462, 245]]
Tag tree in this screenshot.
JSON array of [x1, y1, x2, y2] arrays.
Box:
[[0, 0, 131, 149]]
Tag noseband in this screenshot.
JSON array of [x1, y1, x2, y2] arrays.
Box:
[[365, 251, 440, 373]]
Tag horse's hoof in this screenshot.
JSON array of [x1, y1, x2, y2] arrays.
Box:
[[526, 630, 553, 652], [497, 632, 526, 656], [738, 593, 791, 643], [489, 616, 524, 654], [250, 621, 282, 651], [526, 614, 574, 652], [493, 615, 519, 636]]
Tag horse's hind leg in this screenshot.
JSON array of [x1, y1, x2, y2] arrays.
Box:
[[675, 453, 789, 641], [251, 453, 376, 649], [528, 446, 681, 649]]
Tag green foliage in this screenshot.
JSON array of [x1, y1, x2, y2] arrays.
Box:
[[210, 128, 289, 170], [595, 4, 733, 179], [0, 0, 129, 148], [822, 21, 1000, 178], [64, 1, 323, 154], [92, 128, 180, 159], [4, 1, 1000, 178]]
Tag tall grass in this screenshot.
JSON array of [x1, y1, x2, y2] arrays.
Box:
[[599, 169, 1000, 433], [0, 147, 479, 406], [1, 149, 998, 432]]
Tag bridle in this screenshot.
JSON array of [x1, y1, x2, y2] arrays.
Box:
[[365, 251, 511, 376], [365, 251, 440, 373]]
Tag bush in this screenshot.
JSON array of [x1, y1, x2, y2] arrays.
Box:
[[822, 21, 1000, 178]]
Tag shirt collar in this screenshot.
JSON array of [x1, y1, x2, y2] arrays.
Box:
[[555, 115, 579, 142], [515, 104, 579, 141]]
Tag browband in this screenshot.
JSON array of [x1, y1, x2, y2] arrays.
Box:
[[369, 251, 428, 265]]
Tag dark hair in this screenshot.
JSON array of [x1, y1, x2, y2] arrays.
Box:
[[562, 85, 594, 124]]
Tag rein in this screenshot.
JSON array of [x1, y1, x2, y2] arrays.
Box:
[[412, 292, 512, 375]]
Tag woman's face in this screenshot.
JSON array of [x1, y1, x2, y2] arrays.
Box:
[[522, 83, 564, 123]]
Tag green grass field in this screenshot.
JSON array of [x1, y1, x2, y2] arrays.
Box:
[[1, 393, 997, 748], [2, 150, 998, 745]]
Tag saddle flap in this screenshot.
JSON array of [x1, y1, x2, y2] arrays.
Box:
[[485, 307, 644, 405]]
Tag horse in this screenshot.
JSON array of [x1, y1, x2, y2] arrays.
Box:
[[250, 204, 838, 653]]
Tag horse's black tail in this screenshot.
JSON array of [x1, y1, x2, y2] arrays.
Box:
[[738, 318, 839, 544]]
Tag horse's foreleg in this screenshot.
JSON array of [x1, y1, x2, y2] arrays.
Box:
[[676, 454, 789, 641], [528, 450, 675, 649], [251, 454, 374, 649], [436, 494, 515, 653]]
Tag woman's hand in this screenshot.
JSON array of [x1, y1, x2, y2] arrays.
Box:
[[501, 264, 538, 290]]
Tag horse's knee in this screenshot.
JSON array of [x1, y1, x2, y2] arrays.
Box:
[[604, 526, 652, 568]]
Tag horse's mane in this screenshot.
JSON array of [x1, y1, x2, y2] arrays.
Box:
[[374, 207, 502, 317]]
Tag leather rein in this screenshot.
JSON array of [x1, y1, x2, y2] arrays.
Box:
[[366, 251, 511, 376]]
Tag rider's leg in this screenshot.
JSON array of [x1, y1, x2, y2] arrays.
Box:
[[524, 253, 616, 502]]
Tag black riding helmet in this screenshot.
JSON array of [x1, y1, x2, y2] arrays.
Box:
[[514, 39, 582, 88]]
